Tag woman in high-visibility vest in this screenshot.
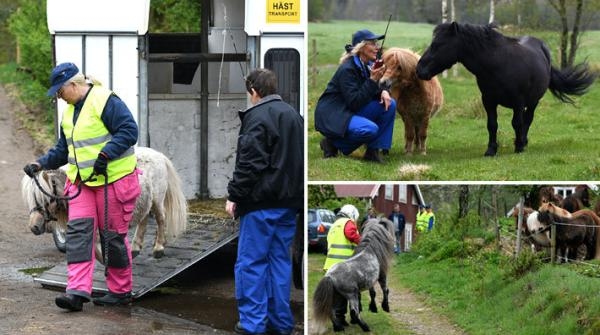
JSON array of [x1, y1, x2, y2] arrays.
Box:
[[23, 62, 140, 311], [416, 204, 428, 232], [323, 204, 361, 330]]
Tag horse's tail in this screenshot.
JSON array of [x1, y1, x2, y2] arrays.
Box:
[[163, 157, 188, 241], [549, 62, 598, 104], [313, 276, 335, 334]]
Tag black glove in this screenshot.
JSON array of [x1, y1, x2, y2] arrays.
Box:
[[23, 163, 41, 178], [93, 152, 108, 176]]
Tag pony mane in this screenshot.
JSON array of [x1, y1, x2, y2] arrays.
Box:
[[435, 22, 510, 53], [355, 218, 395, 276]]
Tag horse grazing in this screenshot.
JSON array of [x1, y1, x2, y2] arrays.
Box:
[[560, 185, 591, 213], [537, 202, 600, 261], [379, 47, 444, 155], [21, 147, 188, 259], [312, 218, 395, 333], [416, 22, 598, 156]]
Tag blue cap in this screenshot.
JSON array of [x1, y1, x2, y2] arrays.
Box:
[[352, 29, 384, 47], [47, 62, 79, 96]]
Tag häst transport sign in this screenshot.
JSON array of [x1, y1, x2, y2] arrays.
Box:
[[267, 0, 300, 24]]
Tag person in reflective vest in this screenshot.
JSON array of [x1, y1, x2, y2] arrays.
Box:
[[425, 204, 435, 231], [416, 204, 428, 232], [322, 204, 361, 329], [23, 62, 140, 311]]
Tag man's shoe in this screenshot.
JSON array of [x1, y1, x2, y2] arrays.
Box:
[[363, 148, 383, 163], [93, 291, 132, 306], [320, 138, 338, 158], [266, 326, 293, 335], [234, 322, 265, 335], [55, 293, 87, 311]]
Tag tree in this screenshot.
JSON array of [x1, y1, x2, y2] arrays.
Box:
[[548, 0, 584, 68], [458, 185, 469, 218], [489, 0, 495, 23]]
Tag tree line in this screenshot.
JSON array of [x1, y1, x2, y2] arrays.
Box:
[[309, 0, 600, 30]]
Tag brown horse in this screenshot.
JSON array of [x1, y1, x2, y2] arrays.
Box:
[[538, 186, 563, 206], [379, 47, 443, 155], [560, 185, 591, 213], [538, 202, 600, 261]]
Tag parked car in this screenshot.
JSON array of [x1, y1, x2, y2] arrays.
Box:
[[307, 208, 336, 253]]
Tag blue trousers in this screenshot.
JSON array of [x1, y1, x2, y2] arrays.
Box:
[[235, 208, 297, 334], [333, 99, 396, 155]]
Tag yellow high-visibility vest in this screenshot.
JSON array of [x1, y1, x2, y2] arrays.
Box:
[[416, 211, 428, 232], [62, 85, 136, 186], [323, 217, 356, 271]]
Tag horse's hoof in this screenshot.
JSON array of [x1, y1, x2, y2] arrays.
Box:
[[131, 250, 140, 258], [152, 249, 165, 258], [515, 147, 525, 153], [382, 303, 390, 312], [484, 150, 497, 157], [369, 304, 378, 313], [332, 324, 345, 332], [360, 325, 370, 332]]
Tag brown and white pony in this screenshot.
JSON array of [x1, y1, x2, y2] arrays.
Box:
[[21, 147, 188, 259], [379, 47, 444, 155]]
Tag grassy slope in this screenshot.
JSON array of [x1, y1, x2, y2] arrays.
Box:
[[307, 21, 600, 181]]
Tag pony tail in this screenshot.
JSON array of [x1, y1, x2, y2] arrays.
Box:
[[548, 62, 598, 104], [162, 153, 188, 241], [313, 276, 335, 334]]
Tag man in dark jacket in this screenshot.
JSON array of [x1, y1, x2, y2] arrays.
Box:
[[388, 203, 406, 253], [314, 29, 396, 163], [225, 68, 303, 335]]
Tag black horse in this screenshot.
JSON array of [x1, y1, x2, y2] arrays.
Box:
[[416, 22, 598, 156]]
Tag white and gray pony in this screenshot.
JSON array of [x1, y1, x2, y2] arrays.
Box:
[[21, 147, 188, 259], [313, 217, 395, 333]]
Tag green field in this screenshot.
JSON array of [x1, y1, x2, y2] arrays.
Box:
[[307, 21, 600, 181]]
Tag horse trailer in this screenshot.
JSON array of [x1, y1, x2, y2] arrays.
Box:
[[47, 0, 306, 199]]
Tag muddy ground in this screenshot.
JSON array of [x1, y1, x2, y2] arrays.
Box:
[[0, 85, 304, 335]]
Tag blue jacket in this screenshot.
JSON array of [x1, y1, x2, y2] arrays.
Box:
[[314, 55, 383, 138], [38, 86, 138, 169]]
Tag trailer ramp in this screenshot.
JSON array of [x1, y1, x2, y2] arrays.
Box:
[[34, 214, 238, 299]]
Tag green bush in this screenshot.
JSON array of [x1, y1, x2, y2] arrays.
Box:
[[502, 249, 542, 280]]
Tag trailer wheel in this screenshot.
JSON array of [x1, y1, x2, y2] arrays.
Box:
[[53, 224, 66, 253]]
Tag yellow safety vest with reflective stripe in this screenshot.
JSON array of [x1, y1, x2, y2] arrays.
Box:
[[416, 211, 428, 232], [61, 85, 136, 186], [323, 217, 357, 271]]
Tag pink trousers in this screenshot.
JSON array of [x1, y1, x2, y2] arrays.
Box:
[[64, 171, 141, 299]]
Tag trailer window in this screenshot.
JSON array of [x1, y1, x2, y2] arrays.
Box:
[[264, 48, 300, 113]]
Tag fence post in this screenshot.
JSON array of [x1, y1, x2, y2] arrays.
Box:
[[515, 197, 523, 257], [551, 224, 556, 264]]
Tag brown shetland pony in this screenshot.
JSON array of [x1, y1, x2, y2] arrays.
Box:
[[538, 202, 600, 261], [379, 48, 443, 155]]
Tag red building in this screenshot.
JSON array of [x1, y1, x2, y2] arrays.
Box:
[[334, 184, 425, 251]]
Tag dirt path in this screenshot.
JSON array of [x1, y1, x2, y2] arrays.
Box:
[[386, 283, 467, 335], [307, 255, 467, 335], [0, 85, 235, 334]]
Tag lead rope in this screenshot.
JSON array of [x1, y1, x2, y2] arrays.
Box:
[[216, 3, 228, 108], [102, 173, 109, 277]]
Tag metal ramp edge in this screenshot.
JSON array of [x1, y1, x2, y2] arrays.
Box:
[[33, 215, 239, 299]]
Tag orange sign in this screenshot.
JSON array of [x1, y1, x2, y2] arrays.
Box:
[[266, 0, 300, 24]]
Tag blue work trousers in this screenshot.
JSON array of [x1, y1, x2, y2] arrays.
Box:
[[333, 99, 396, 155], [235, 208, 297, 334]]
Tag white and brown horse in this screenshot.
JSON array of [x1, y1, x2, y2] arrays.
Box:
[[21, 147, 188, 259], [379, 47, 444, 155]]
